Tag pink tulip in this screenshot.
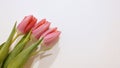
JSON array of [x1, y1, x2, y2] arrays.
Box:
[[41, 28, 61, 46], [17, 15, 37, 34], [32, 19, 50, 39], [41, 27, 57, 37]]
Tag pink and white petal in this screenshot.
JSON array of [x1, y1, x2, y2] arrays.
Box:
[[25, 17, 37, 33], [17, 15, 33, 33], [32, 22, 50, 39], [44, 31, 61, 44], [32, 19, 46, 30], [41, 27, 57, 37]]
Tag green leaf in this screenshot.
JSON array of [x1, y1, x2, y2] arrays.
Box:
[[0, 22, 16, 64], [3, 31, 31, 68], [0, 42, 5, 50], [7, 38, 43, 68]]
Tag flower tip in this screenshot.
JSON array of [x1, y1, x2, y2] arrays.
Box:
[[44, 21, 51, 28], [48, 22, 51, 26], [57, 31, 61, 36], [42, 18, 46, 21], [28, 14, 33, 17], [38, 19, 46, 24], [33, 17, 37, 22], [24, 15, 33, 19], [54, 27, 57, 31], [17, 15, 37, 34], [46, 20, 50, 23], [41, 27, 57, 38]]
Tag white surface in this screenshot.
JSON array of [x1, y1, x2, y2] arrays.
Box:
[[0, 0, 120, 68]]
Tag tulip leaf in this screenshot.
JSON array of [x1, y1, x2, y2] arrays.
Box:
[[0, 22, 16, 64], [3, 31, 31, 68], [0, 42, 5, 50], [7, 38, 43, 68]]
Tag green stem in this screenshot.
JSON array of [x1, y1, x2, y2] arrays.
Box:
[[12, 33, 21, 43], [0, 22, 16, 65], [31, 50, 45, 56], [7, 38, 43, 68]]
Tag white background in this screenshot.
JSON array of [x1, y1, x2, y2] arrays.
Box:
[[0, 0, 120, 68]]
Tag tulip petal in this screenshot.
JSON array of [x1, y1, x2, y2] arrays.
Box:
[[44, 31, 61, 45], [32, 19, 46, 30], [32, 22, 50, 39], [41, 27, 57, 37], [24, 17, 37, 33], [17, 15, 34, 34]]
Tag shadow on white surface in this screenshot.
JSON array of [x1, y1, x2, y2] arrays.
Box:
[[24, 42, 60, 68]]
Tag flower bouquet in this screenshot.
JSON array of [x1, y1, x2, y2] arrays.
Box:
[[0, 15, 61, 68]]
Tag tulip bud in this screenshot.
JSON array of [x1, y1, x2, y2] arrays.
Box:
[[40, 28, 61, 50], [31, 19, 50, 40], [32, 19, 46, 31], [43, 31, 61, 46], [17, 15, 37, 35], [41, 27, 57, 37], [28, 26, 61, 58]]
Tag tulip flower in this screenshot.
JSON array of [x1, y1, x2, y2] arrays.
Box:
[[11, 15, 37, 43], [41, 28, 61, 50], [31, 19, 50, 40], [32, 28, 61, 55], [41, 27, 57, 37], [17, 15, 37, 35], [0, 15, 61, 68]]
